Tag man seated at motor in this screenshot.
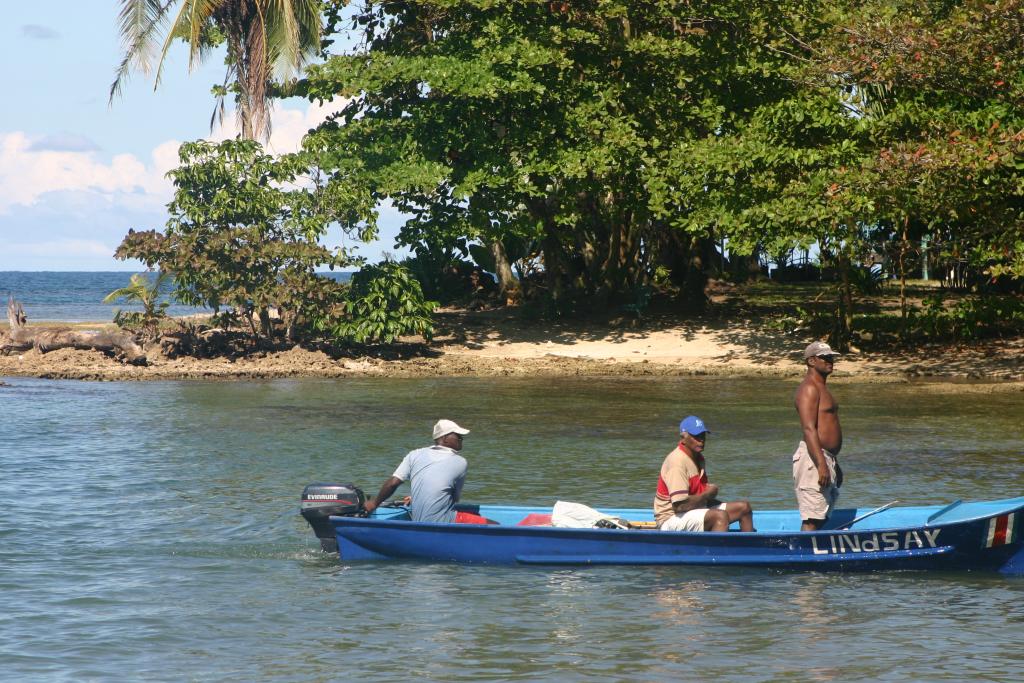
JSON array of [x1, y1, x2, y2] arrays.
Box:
[[654, 416, 754, 532], [363, 419, 489, 524]]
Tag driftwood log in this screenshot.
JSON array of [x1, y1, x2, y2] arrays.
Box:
[[3, 297, 147, 365]]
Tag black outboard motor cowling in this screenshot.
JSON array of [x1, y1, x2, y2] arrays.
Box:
[[301, 483, 365, 553]]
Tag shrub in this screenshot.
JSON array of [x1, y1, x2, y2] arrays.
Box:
[[327, 262, 437, 344], [911, 294, 1024, 341]]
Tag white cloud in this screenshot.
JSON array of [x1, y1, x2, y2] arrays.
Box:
[[0, 187, 168, 270], [0, 97, 411, 270], [0, 132, 174, 214], [0, 99, 348, 219], [209, 98, 349, 154], [28, 133, 100, 153]]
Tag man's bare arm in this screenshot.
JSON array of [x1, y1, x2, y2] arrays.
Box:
[[363, 476, 403, 514], [796, 383, 832, 488], [671, 484, 721, 514]]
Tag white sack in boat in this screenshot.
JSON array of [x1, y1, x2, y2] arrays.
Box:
[[551, 501, 628, 529]]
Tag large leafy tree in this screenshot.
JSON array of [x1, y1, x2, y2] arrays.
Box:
[[814, 0, 1024, 282], [673, 0, 1024, 346], [299, 0, 829, 310], [111, 0, 322, 140]]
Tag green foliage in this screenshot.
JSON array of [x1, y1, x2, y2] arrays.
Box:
[[807, 0, 1024, 281], [670, 0, 1024, 343], [114, 138, 359, 343], [848, 266, 886, 297], [910, 294, 1024, 341], [103, 272, 172, 334], [400, 238, 499, 306], [764, 305, 828, 337], [115, 0, 1024, 354], [301, 1, 829, 309], [328, 262, 437, 344], [399, 236, 473, 304]]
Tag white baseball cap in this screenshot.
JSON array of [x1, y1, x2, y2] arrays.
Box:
[[433, 419, 470, 440]]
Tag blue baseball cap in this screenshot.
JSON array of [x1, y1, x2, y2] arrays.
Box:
[[679, 415, 709, 436]]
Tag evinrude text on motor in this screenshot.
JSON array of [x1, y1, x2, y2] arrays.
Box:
[[300, 483, 365, 553]]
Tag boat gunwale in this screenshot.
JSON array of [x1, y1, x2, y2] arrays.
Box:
[[332, 495, 1024, 537]]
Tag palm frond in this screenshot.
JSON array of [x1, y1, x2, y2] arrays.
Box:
[[157, 0, 220, 87], [109, 0, 174, 103], [103, 273, 150, 304], [209, 68, 234, 133], [113, 0, 323, 141], [266, 0, 321, 77], [860, 82, 892, 119], [267, 0, 301, 74]]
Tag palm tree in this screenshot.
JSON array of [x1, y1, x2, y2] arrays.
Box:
[[110, 0, 322, 141], [104, 272, 173, 333]]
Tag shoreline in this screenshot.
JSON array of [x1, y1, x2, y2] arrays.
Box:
[[2, 309, 1023, 388]]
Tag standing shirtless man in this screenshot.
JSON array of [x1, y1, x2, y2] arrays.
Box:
[[793, 341, 844, 531]]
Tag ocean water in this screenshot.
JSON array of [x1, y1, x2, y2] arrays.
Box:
[[0, 375, 1022, 682], [0, 271, 351, 323]]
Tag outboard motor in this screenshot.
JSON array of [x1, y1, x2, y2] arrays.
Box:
[[300, 483, 365, 553]]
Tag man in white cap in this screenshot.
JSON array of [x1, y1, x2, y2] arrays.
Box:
[[794, 341, 844, 530], [364, 419, 483, 524]]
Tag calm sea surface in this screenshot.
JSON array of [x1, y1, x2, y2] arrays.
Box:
[[1, 375, 1022, 682], [0, 271, 351, 322]]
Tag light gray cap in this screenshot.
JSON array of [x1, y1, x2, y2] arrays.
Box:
[[804, 341, 841, 359]]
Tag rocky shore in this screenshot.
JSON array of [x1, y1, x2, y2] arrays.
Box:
[[2, 308, 1023, 388]]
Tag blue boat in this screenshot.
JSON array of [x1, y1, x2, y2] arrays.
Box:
[[300, 485, 1024, 573]]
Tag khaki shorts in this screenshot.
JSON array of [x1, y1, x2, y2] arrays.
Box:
[[792, 441, 839, 521], [660, 503, 726, 532]]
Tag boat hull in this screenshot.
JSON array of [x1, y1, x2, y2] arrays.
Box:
[[329, 498, 1024, 573]]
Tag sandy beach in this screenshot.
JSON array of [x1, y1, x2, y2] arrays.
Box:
[[2, 306, 1023, 387]]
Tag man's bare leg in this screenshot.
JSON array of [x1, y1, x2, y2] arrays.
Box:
[[724, 500, 755, 531], [703, 509, 731, 532], [801, 518, 825, 532]]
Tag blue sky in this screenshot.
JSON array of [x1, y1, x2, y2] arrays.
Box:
[[0, 4, 403, 271]]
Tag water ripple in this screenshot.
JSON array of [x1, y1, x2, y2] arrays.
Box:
[[1, 376, 1022, 681]]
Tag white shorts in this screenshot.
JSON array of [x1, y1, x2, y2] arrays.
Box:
[[660, 503, 726, 532]]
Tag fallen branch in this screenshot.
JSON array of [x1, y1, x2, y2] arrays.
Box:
[[3, 297, 147, 365]]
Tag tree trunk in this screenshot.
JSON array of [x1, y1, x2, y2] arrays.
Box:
[[899, 216, 909, 341], [833, 250, 854, 351], [488, 239, 520, 304], [258, 308, 274, 342], [729, 248, 763, 282], [679, 235, 711, 310], [526, 190, 570, 310], [3, 297, 147, 365], [541, 233, 567, 307]]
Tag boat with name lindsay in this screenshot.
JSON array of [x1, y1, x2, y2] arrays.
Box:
[[300, 484, 1024, 572]]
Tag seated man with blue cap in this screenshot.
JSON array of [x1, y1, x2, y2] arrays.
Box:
[[653, 415, 754, 532]]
